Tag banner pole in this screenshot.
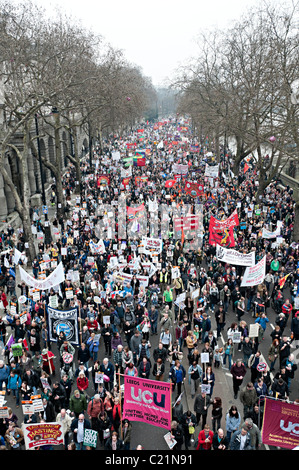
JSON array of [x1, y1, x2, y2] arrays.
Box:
[[78, 303, 82, 343], [118, 372, 123, 438]]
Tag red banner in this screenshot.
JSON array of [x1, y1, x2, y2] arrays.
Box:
[[135, 176, 149, 185], [209, 210, 239, 248], [122, 177, 131, 187], [97, 175, 110, 187], [184, 181, 204, 197], [262, 398, 299, 449], [127, 204, 146, 221]]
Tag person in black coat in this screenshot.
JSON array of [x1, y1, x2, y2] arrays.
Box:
[[138, 357, 151, 379], [71, 414, 91, 450], [22, 368, 39, 394], [170, 420, 184, 450], [77, 343, 91, 368], [96, 411, 112, 447], [180, 410, 197, 450], [105, 431, 124, 450], [50, 381, 66, 413], [212, 428, 229, 450], [39, 398, 56, 422]]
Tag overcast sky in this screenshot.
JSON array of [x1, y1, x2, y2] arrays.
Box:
[[33, 0, 262, 87]]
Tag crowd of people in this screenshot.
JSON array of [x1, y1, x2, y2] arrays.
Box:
[[0, 115, 298, 451]]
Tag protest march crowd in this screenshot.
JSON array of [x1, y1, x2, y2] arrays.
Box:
[[0, 115, 298, 451]]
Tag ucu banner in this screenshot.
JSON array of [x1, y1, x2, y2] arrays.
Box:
[[123, 376, 172, 430], [262, 398, 299, 449]]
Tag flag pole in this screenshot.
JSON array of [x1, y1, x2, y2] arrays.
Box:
[[118, 372, 123, 438]]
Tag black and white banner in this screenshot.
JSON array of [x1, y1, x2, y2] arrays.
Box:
[[216, 244, 255, 267], [47, 306, 79, 345]]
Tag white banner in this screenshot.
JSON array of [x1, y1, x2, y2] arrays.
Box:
[[22, 422, 63, 449], [241, 256, 266, 287], [19, 262, 65, 290], [89, 239, 106, 254], [172, 163, 189, 175], [141, 237, 162, 256], [205, 163, 219, 178], [121, 167, 132, 178], [262, 227, 280, 239], [216, 244, 255, 267]]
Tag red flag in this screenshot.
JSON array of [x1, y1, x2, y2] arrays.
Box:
[[165, 179, 176, 188], [23, 338, 29, 351], [244, 163, 249, 173]]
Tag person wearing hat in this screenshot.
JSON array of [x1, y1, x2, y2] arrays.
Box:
[[41, 348, 56, 375]]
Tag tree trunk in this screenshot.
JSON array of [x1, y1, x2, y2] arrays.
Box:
[[54, 117, 65, 220], [293, 200, 299, 243], [72, 126, 81, 194]]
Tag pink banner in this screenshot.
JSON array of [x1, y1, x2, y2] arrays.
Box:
[[123, 376, 172, 430], [262, 398, 299, 449]]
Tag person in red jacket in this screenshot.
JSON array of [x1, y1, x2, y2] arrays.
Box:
[[196, 424, 214, 450], [76, 372, 89, 393], [87, 318, 99, 332]]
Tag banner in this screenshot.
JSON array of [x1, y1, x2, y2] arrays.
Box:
[[122, 376, 172, 430], [241, 256, 266, 287], [209, 210, 239, 248], [127, 204, 146, 221], [22, 422, 63, 449], [19, 262, 65, 290], [121, 167, 132, 178], [89, 240, 106, 254], [184, 181, 204, 197], [262, 227, 280, 239], [261, 398, 299, 449], [135, 176, 149, 184], [205, 163, 219, 178], [174, 215, 199, 232], [141, 237, 162, 256], [172, 163, 188, 175], [216, 244, 255, 267], [47, 306, 79, 345], [97, 175, 110, 187]]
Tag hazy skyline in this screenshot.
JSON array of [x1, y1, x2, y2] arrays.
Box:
[[33, 0, 263, 87]]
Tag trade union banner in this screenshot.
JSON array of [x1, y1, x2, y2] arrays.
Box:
[[47, 306, 79, 345], [97, 175, 110, 187], [261, 398, 299, 449], [122, 376, 172, 430], [241, 255, 266, 287], [209, 209, 239, 248], [184, 181, 204, 197], [216, 244, 255, 267], [22, 422, 63, 449]]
